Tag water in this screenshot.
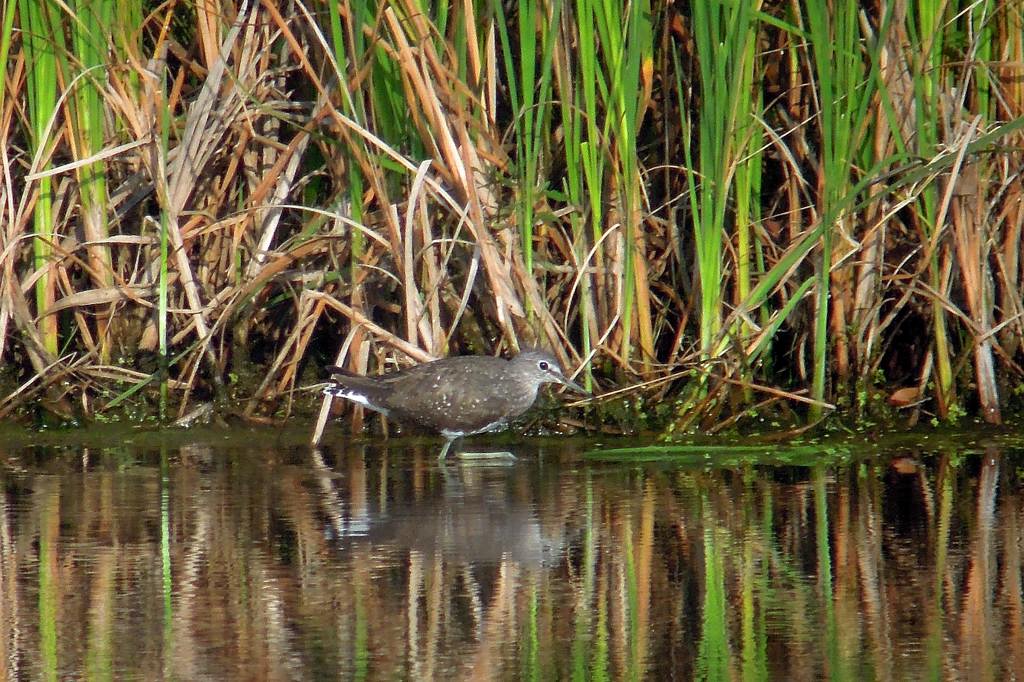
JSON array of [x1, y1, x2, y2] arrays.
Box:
[[1, 426, 1022, 680]]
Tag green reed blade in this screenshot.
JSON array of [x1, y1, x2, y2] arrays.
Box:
[[20, 0, 63, 357], [70, 0, 116, 361]]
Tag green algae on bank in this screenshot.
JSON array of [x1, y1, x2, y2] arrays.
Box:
[[583, 426, 1022, 465], [584, 442, 854, 466], [2, 419, 1023, 471], [0, 421, 324, 452]]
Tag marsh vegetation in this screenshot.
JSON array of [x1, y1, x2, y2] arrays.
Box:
[[2, 0, 1023, 432]]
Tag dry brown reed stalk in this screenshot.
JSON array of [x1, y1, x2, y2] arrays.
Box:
[[376, 4, 528, 339], [0, 2, 329, 417], [274, 4, 529, 371], [282, 3, 595, 438], [3, 0, 1024, 431], [947, 120, 1000, 423]]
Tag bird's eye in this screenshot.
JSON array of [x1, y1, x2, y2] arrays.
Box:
[[538, 360, 550, 371]]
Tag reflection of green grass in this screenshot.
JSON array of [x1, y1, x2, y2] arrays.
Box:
[[584, 443, 852, 466], [39, 497, 58, 682]]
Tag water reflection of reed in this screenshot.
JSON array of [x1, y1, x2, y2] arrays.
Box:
[[0, 442, 1022, 679]]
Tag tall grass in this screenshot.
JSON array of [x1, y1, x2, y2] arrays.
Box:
[[69, 0, 115, 362], [911, 0, 957, 420], [0, 0, 1022, 430], [680, 0, 764, 417], [495, 0, 556, 278], [686, 0, 760, 359], [553, 4, 601, 389], [19, 0, 61, 359], [803, 0, 876, 418], [595, 0, 654, 367]]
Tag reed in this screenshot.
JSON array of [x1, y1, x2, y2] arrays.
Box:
[[553, 5, 600, 389], [0, 0, 1022, 429], [911, 0, 957, 420], [495, 0, 556, 278], [0, 0, 16, 367], [19, 0, 61, 359], [68, 0, 115, 362], [802, 0, 876, 418], [157, 84, 171, 420], [687, 0, 759, 358], [683, 0, 764, 410]]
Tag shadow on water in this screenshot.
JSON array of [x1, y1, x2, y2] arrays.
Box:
[[0, 425, 1023, 679]]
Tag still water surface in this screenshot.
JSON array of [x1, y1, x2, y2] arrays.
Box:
[[0, 427, 1022, 680]]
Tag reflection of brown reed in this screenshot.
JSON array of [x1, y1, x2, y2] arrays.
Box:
[[464, 562, 518, 681], [1000, 485, 1024, 680], [833, 474, 862, 677], [959, 450, 998, 678], [169, 475, 208, 681], [828, 468, 892, 680], [859, 473, 893, 681], [636, 480, 655, 672], [609, 506, 630, 678], [85, 548, 115, 679], [0, 487, 16, 680]]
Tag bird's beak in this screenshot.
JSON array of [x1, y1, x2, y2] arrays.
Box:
[[556, 374, 590, 397]]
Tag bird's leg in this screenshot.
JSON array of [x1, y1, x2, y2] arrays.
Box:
[[437, 436, 457, 461]]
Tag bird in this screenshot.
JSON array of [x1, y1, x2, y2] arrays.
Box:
[[323, 349, 587, 459]]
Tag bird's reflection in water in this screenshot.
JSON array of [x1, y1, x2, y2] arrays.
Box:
[[313, 444, 565, 568], [311, 443, 566, 668]]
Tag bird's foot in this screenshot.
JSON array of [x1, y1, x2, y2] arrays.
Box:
[[455, 450, 517, 461]]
